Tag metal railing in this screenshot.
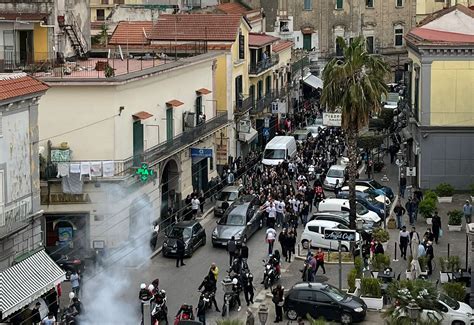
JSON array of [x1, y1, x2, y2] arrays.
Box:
[[144, 112, 229, 164], [249, 55, 279, 75], [234, 96, 254, 114]]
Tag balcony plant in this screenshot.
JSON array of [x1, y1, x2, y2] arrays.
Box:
[[447, 209, 463, 232], [418, 197, 437, 225], [435, 183, 454, 203], [442, 282, 466, 302], [360, 277, 383, 310]]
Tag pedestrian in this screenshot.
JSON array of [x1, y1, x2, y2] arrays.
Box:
[[275, 199, 286, 228], [394, 200, 406, 230], [32, 302, 42, 325], [286, 230, 296, 263], [405, 197, 416, 226], [175, 238, 186, 268], [265, 202, 277, 228], [240, 242, 249, 260], [374, 241, 384, 255], [246, 309, 255, 325], [334, 179, 341, 196], [399, 173, 407, 198], [209, 263, 219, 281], [41, 312, 55, 325], [196, 294, 206, 324], [314, 248, 326, 275], [278, 229, 288, 260], [242, 272, 255, 306], [227, 169, 235, 185], [227, 236, 238, 266], [271, 284, 284, 323], [424, 228, 434, 243], [432, 211, 441, 244], [191, 196, 200, 219], [464, 200, 473, 224], [300, 201, 309, 226], [266, 227, 277, 255], [70, 270, 80, 297], [313, 183, 325, 211], [399, 226, 409, 260], [199, 190, 205, 214], [426, 241, 434, 276]]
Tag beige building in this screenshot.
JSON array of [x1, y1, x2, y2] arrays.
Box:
[[416, 0, 473, 22], [37, 52, 229, 251]]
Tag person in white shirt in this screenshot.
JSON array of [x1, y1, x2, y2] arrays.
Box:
[[266, 227, 277, 255], [191, 196, 200, 218], [275, 200, 286, 228], [265, 202, 277, 228]]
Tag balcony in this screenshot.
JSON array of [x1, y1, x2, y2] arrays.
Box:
[[144, 112, 229, 164], [249, 55, 279, 76], [250, 88, 289, 114], [234, 96, 254, 115]]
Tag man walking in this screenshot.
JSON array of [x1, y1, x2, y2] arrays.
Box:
[[405, 197, 416, 226], [432, 211, 442, 244], [227, 236, 238, 266], [464, 200, 473, 224], [399, 226, 409, 260], [266, 227, 277, 255], [399, 173, 407, 198], [191, 196, 200, 219], [426, 241, 434, 276], [394, 200, 406, 230], [176, 237, 186, 267], [314, 248, 326, 275], [70, 270, 80, 297], [265, 202, 277, 228]]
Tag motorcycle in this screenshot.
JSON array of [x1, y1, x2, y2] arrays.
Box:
[[198, 290, 214, 312], [221, 276, 241, 317], [151, 290, 168, 325], [174, 304, 194, 325], [262, 258, 280, 289]]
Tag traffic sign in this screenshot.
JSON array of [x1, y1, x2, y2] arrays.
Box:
[[406, 167, 416, 176], [263, 128, 270, 138]]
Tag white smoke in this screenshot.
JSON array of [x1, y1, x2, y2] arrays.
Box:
[[79, 183, 154, 324]]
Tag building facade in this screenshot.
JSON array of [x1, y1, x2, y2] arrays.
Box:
[[406, 4, 474, 189], [416, 0, 473, 22], [37, 52, 229, 252]]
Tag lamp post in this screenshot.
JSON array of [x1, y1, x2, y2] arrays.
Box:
[[406, 299, 421, 325], [257, 303, 269, 325], [356, 218, 364, 273]]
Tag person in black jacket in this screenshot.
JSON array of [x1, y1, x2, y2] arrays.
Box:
[[285, 230, 296, 263], [426, 241, 434, 275], [176, 237, 186, 267], [431, 212, 442, 244], [32, 302, 41, 325], [240, 242, 249, 260]]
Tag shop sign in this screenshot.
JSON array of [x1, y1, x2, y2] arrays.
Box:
[[190, 148, 213, 158], [322, 113, 342, 127], [324, 228, 357, 241]]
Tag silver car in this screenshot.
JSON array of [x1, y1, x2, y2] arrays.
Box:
[[214, 186, 244, 218]]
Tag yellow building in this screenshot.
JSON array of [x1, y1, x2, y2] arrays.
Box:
[[416, 0, 473, 22], [405, 4, 474, 190], [90, 0, 143, 22]]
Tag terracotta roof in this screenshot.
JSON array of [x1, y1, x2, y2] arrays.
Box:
[[109, 21, 153, 45], [0, 12, 47, 21], [196, 88, 211, 95], [91, 21, 108, 30], [272, 40, 293, 53], [0, 73, 48, 102], [166, 99, 184, 107], [216, 2, 250, 15], [406, 27, 474, 45], [418, 4, 474, 27], [133, 111, 153, 120], [248, 33, 280, 47], [148, 14, 244, 41]]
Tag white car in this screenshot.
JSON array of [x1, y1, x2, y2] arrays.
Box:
[[318, 198, 382, 225], [306, 118, 326, 137], [323, 165, 346, 190], [340, 185, 391, 206], [301, 219, 360, 252]]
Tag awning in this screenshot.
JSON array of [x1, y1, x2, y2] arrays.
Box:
[[196, 88, 212, 95], [0, 250, 66, 319], [238, 127, 258, 143], [303, 74, 324, 89], [166, 99, 184, 108], [132, 111, 153, 120]]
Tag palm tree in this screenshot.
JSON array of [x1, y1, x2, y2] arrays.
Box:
[[321, 36, 390, 229]]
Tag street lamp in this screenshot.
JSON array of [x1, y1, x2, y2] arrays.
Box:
[[257, 303, 269, 325], [356, 219, 364, 272], [406, 299, 421, 325]]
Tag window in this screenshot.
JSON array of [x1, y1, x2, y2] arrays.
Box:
[[394, 26, 404, 46], [235, 75, 243, 108], [114, 0, 125, 4], [265, 75, 271, 95], [366, 0, 374, 8], [195, 96, 202, 125], [396, 0, 404, 7], [366, 36, 374, 54], [335, 40, 343, 56], [308, 226, 319, 233], [304, 0, 312, 10], [96, 9, 105, 21], [316, 292, 333, 303], [257, 80, 263, 99], [238, 31, 245, 60], [336, 0, 343, 9], [297, 291, 315, 301], [101, 0, 109, 4]]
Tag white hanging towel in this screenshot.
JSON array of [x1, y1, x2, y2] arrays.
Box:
[[102, 161, 115, 177], [80, 162, 91, 180], [56, 162, 70, 178], [70, 163, 81, 174], [90, 161, 103, 177]]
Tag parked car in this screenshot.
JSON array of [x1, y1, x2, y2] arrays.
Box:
[[212, 195, 264, 247], [292, 129, 312, 143], [301, 219, 360, 252], [214, 186, 244, 218], [309, 211, 374, 240], [340, 185, 391, 206], [323, 165, 347, 190], [162, 220, 206, 257], [336, 191, 386, 219], [284, 282, 367, 323], [318, 198, 381, 225], [354, 179, 394, 201]]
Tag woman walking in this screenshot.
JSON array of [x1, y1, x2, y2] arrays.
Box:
[[272, 284, 285, 323]]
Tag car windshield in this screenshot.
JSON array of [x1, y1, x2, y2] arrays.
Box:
[[168, 226, 192, 239], [294, 134, 307, 140], [327, 168, 344, 178], [264, 149, 286, 159], [365, 195, 379, 205], [217, 191, 238, 201], [323, 285, 345, 302], [356, 203, 369, 215], [439, 293, 460, 310], [219, 213, 245, 226], [368, 180, 383, 189]]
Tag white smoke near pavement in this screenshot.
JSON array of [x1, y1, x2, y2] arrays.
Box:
[[78, 183, 154, 325]]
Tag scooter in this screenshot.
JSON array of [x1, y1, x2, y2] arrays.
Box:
[[151, 290, 168, 325], [198, 290, 214, 311], [174, 304, 194, 325], [262, 259, 280, 289]]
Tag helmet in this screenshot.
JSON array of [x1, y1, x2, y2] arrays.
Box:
[[140, 283, 146, 289], [232, 278, 238, 285], [148, 284, 155, 292], [160, 289, 166, 295]]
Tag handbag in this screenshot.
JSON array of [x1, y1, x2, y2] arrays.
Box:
[[439, 229, 443, 238]]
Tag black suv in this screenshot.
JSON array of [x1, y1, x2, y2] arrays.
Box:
[[162, 220, 206, 257], [284, 282, 367, 324]]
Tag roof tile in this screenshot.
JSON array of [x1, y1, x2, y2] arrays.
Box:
[[0, 12, 48, 21], [272, 40, 293, 53], [109, 21, 153, 45], [216, 2, 250, 15], [249, 33, 280, 47], [0, 73, 49, 102]]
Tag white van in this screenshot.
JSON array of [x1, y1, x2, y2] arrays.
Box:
[[301, 219, 360, 252], [318, 198, 381, 225], [262, 136, 297, 166]]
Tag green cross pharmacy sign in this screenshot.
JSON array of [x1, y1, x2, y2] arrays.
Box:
[[136, 163, 154, 182]]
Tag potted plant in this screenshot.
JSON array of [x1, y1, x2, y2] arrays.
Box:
[[438, 257, 452, 284], [443, 282, 466, 302], [372, 228, 390, 251], [418, 197, 437, 225], [448, 209, 463, 231], [418, 256, 429, 276], [448, 256, 461, 273], [360, 277, 383, 310], [435, 183, 455, 203], [372, 253, 390, 272], [347, 268, 359, 294]]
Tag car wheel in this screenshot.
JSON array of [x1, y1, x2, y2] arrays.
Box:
[[286, 308, 298, 321], [452, 321, 465, 325], [341, 245, 349, 252], [340, 312, 352, 324], [302, 240, 309, 249]]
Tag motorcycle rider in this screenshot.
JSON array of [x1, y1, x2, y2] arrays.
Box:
[[231, 277, 242, 312], [198, 275, 220, 312]]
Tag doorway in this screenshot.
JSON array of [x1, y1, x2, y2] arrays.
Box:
[[133, 120, 144, 166], [18, 30, 33, 64], [192, 157, 208, 194]]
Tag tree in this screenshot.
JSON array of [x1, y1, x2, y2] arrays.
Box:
[[321, 36, 389, 229]]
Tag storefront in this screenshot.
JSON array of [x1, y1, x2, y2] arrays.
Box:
[[44, 213, 89, 259], [191, 148, 212, 193]]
